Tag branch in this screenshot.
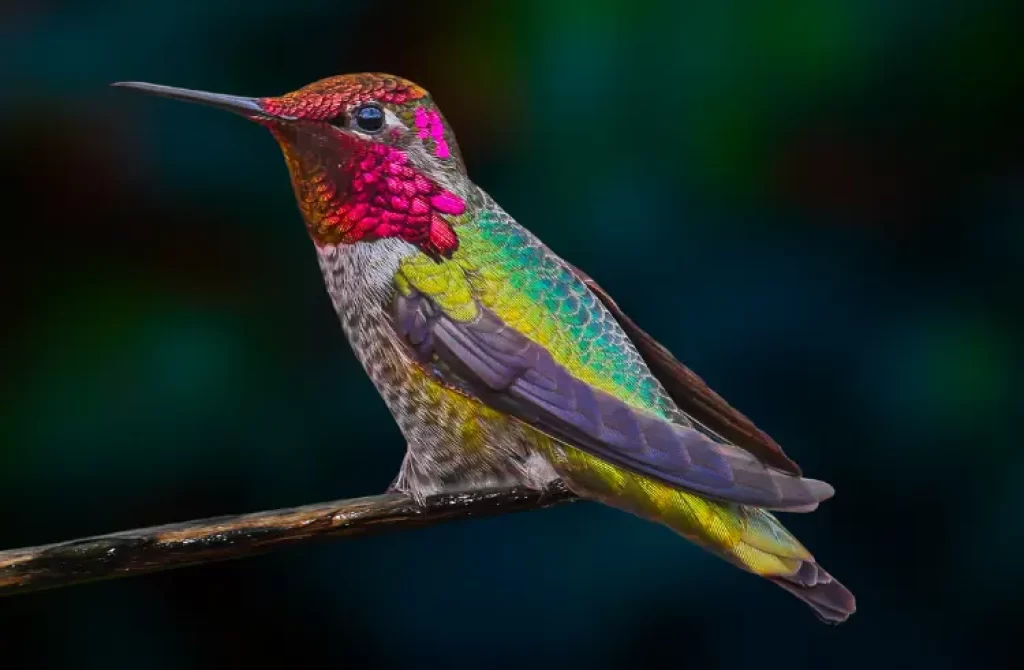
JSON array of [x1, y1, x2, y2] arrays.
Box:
[[0, 483, 578, 597]]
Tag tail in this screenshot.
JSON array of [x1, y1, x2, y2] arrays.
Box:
[[700, 505, 856, 624], [767, 561, 856, 624], [542, 444, 856, 623], [717, 504, 855, 623]]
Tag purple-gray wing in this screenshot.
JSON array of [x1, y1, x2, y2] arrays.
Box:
[[565, 263, 804, 475], [393, 288, 834, 511]]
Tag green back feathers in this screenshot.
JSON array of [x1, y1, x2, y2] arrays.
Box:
[[399, 208, 679, 420]]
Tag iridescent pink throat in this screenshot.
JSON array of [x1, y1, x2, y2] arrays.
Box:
[[341, 140, 464, 257], [280, 131, 466, 259]]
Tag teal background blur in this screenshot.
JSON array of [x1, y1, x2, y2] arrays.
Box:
[[2, 1, 1022, 667]]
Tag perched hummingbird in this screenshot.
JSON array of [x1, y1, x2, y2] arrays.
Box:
[[114, 73, 855, 623]]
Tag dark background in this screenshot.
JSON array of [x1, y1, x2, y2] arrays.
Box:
[[2, 1, 1021, 668]]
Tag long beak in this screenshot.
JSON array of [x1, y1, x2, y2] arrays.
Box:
[[111, 81, 268, 118]]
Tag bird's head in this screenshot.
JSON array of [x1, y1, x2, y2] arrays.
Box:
[[115, 73, 469, 259]]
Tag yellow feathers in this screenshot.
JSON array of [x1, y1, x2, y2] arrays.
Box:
[[398, 254, 478, 322], [537, 440, 812, 578]]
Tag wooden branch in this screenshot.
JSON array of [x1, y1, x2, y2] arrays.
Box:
[[0, 483, 577, 597]]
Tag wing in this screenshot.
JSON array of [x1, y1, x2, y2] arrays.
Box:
[[392, 284, 833, 512], [565, 263, 803, 476]]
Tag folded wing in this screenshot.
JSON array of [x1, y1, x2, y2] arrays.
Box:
[[566, 263, 803, 475], [393, 287, 833, 511]]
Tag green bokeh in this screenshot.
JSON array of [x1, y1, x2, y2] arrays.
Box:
[[1, 1, 1021, 668]]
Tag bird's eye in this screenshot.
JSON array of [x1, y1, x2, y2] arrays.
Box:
[[353, 104, 385, 133]]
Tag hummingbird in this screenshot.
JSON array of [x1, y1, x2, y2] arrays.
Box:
[[113, 73, 855, 623]]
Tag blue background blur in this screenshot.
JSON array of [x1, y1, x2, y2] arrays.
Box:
[[2, 1, 1021, 668]]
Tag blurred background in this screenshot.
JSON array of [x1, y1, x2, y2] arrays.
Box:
[[1, 0, 1021, 667]]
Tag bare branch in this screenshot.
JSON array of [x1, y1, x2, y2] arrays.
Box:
[[0, 483, 577, 597]]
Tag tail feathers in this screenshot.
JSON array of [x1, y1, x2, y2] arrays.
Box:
[[768, 561, 856, 624], [544, 447, 855, 623], [730, 508, 855, 624]]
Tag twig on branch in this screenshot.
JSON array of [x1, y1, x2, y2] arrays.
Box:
[[0, 483, 577, 597]]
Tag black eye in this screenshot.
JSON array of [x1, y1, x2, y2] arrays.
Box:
[[353, 104, 385, 133]]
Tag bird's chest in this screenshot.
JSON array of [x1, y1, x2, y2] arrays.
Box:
[[316, 241, 418, 396], [314, 242, 549, 494], [315, 242, 484, 441]]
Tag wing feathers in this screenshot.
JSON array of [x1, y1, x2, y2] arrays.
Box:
[[566, 263, 804, 476], [393, 287, 833, 511]]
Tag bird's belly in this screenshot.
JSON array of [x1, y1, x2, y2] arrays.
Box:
[[327, 265, 555, 499]]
